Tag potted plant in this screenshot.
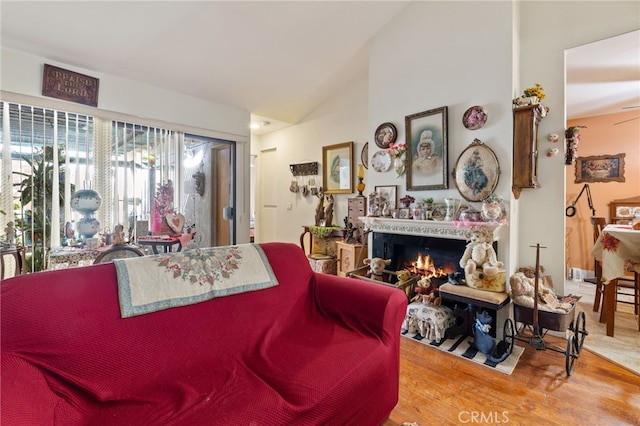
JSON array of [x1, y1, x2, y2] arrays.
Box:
[[14, 145, 73, 271], [514, 83, 546, 106], [424, 197, 434, 210]]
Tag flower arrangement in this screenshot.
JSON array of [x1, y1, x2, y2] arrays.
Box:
[[399, 195, 415, 208], [564, 125, 587, 165], [151, 180, 176, 234], [387, 142, 406, 177], [523, 83, 546, 100], [386, 142, 406, 159]]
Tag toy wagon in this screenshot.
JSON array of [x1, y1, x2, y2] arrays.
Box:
[[504, 244, 588, 376], [346, 266, 419, 299]]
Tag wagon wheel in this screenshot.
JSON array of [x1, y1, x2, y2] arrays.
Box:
[[503, 318, 515, 356], [572, 311, 588, 353], [565, 334, 578, 376]]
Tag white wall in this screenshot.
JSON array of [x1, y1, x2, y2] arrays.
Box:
[[1, 48, 254, 243], [517, 1, 640, 287], [369, 0, 515, 270], [252, 0, 640, 292], [252, 76, 369, 246]]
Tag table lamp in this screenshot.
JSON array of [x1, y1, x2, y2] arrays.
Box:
[[357, 164, 366, 197]]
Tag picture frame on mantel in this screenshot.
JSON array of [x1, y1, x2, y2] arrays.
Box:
[[323, 141, 354, 194], [374, 185, 397, 210], [574, 153, 626, 183], [405, 106, 448, 191]]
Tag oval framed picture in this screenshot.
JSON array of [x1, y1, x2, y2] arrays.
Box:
[[374, 122, 397, 148], [361, 142, 369, 169], [462, 105, 488, 130], [452, 138, 500, 202]]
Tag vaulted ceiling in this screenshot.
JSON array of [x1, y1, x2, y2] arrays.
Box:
[[2, 2, 638, 134]]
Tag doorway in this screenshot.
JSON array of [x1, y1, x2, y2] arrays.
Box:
[[564, 30, 640, 279], [183, 135, 236, 247]]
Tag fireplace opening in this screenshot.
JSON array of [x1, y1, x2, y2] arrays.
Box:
[[371, 232, 497, 284]]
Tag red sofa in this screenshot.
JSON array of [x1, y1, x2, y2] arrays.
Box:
[[1, 242, 407, 425]]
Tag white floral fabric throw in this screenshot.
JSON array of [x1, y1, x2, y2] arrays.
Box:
[[114, 244, 278, 318]]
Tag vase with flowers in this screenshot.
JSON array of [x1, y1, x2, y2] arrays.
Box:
[[514, 83, 546, 106], [564, 125, 587, 165], [399, 195, 415, 208], [151, 180, 176, 234], [387, 142, 406, 177]]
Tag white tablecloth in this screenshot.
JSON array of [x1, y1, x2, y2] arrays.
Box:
[[591, 224, 640, 283]]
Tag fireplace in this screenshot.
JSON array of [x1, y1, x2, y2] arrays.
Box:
[[363, 217, 503, 284], [372, 233, 468, 280]]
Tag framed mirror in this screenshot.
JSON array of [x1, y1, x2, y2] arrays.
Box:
[[452, 138, 500, 202]]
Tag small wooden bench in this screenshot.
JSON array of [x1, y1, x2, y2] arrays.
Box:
[[439, 283, 510, 339]]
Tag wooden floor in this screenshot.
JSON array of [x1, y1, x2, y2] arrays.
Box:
[[384, 336, 640, 425]]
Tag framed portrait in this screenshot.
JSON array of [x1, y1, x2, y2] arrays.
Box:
[[405, 106, 448, 191], [374, 122, 397, 148], [375, 185, 397, 210], [452, 138, 500, 202], [322, 141, 354, 194], [575, 153, 625, 183]]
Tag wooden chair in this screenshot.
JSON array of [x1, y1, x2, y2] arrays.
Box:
[[93, 245, 144, 264], [1, 246, 26, 279], [591, 217, 607, 312], [591, 217, 640, 331]]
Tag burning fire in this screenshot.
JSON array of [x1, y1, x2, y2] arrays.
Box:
[[407, 253, 448, 279]]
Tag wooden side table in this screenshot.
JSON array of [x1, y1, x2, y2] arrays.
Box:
[[336, 241, 365, 277]]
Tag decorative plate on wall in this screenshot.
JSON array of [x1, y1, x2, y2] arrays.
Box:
[[371, 150, 391, 172], [462, 105, 488, 130], [374, 122, 397, 148]]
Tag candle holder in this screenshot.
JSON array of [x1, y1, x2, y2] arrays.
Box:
[[357, 177, 366, 197], [356, 164, 366, 197]]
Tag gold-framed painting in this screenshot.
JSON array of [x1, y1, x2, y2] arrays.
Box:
[[322, 141, 354, 194], [575, 153, 625, 183]]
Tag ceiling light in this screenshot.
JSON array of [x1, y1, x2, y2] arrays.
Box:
[[250, 121, 271, 130]]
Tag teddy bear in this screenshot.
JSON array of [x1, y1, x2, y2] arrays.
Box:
[[518, 265, 545, 280], [410, 276, 441, 306], [509, 271, 573, 313], [363, 257, 391, 282], [395, 269, 413, 296], [459, 226, 503, 277]]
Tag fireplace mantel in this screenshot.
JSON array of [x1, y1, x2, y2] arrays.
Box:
[[360, 217, 505, 241]]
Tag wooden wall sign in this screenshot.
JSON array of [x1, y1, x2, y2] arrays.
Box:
[[42, 64, 99, 107]]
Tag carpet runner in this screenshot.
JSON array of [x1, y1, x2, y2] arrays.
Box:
[[401, 331, 524, 375]]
